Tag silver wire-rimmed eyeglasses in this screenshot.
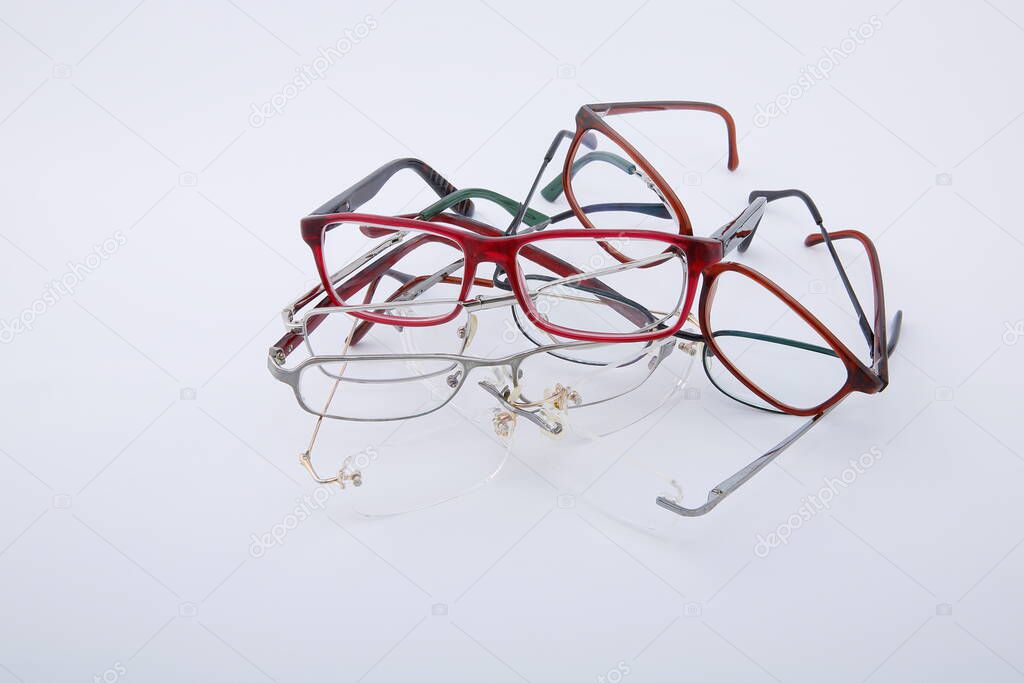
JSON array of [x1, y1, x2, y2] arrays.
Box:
[[268, 279, 697, 516], [270, 260, 697, 422]]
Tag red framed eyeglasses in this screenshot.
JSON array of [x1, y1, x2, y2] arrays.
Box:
[[299, 211, 727, 344]]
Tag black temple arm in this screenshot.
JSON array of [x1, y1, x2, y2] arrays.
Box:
[[712, 197, 767, 255], [312, 158, 474, 217], [749, 188, 873, 350], [740, 189, 822, 253], [505, 130, 596, 235]]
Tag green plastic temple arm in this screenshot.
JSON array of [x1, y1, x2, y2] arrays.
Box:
[[418, 188, 550, 227], [540, 151, 637, 202], [710, 330, 837, 357]]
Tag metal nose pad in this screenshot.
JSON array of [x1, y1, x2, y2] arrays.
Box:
[[492, 410, 517, 439], [534, 384, 581, 440], [478, 381, 564, 436], [648, 355, 660, 372], [491, 366, 519, 401], [678, 340, 700, 356], [543, 383, 582, 412], [456, 314, 478, 351]]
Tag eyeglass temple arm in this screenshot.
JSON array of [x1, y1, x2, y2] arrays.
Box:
[[589, 101, 739, 170], [674, 313, 900, 361], [545, 202, 671, 225], [657, 409, 831, 517], [658, 296, 903, 519], [738, 189, 823, 250], [540, 150, 634, 202], [410, 131, 596, 230], [271, 267, 412, 361], [346, 266, 494, 345], [417, 185, 670, 234], [673, 318, 901, 368], [806, 229, 897, 378], [534, 150, 676, 230], [310, 158, 474, 217], [273, 232, 440, 359], [506, 130, 598, 234], [742, 189, 876, 353], [274, 242, 464, 360], [417, 187, 551, 227], [711, 196, 768, 256], [540, 100, 740, 201], [282, 227, 415, 322]]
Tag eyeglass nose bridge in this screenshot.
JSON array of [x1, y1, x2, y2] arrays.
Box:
[[478, 380, 564, 436]]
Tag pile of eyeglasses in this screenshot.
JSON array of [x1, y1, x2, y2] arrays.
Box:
[[267, 100, 903, 521]]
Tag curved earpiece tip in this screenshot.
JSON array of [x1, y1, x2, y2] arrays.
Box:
[[803, 233, 822, 247], [891, 309, 904, 337], [539, 184, 561, 202], [459, 199, 476, 218], [581, 131, 598, 150]]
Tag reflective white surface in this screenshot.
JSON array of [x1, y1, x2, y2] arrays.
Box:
[[1, 1, 1022, 681]]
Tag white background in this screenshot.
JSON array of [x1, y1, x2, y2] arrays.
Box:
[[1, 0, 1023, 681]]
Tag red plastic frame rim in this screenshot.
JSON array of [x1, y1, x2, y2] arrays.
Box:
[[302, 212, 722, 344]]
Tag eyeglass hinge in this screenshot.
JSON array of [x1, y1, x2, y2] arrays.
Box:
[[270, 347, 286, 365], [281, 307, 302, 332]]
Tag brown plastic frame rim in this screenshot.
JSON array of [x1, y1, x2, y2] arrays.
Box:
[[561, 101, 740, 262], [698, 260, 884, 417]]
